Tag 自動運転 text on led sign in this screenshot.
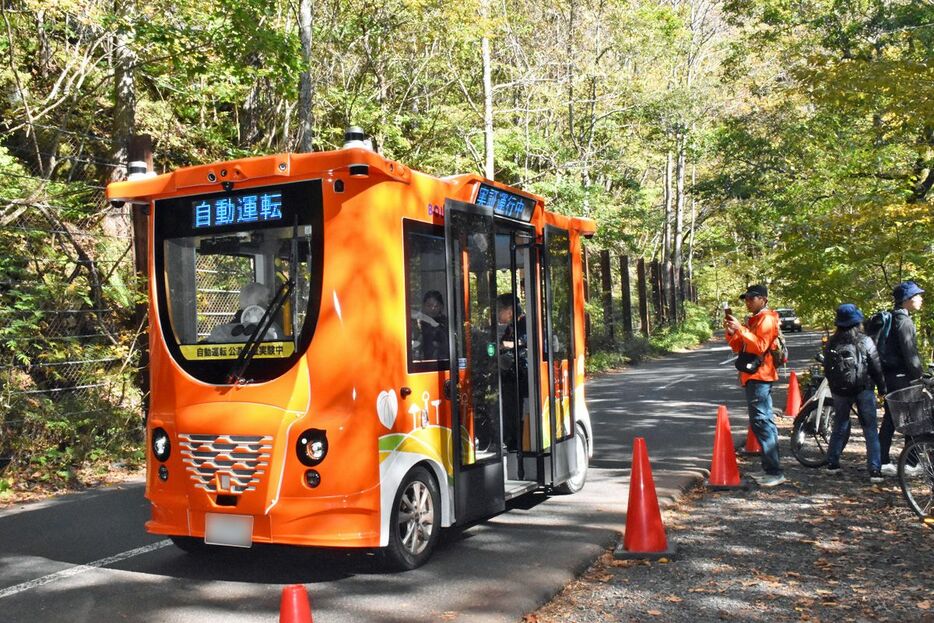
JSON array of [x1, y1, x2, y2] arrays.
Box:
[[192, 191, 283, 229]]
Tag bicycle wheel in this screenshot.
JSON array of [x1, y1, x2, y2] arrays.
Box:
[[791, 402, 832, 467], [898, 435, 934, 519]]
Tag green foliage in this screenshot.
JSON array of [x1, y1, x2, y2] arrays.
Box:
[[649, 302, 714, 351], [694, 0, 933, 342], [586, 303, 712, 374]]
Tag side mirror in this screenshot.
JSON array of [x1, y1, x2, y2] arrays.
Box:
[[815, 353, 824, 364]]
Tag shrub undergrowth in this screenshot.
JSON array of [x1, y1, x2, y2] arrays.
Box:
[[585, 302, 714, 375]]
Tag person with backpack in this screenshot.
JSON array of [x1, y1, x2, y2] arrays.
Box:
[[724, 284, 786, 487], [822, 304, 887, 482], [877, 281, 926, 476]]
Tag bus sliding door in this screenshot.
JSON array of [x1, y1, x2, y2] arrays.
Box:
[[444, 199, 506, 524], [542, 226, 577, 485]]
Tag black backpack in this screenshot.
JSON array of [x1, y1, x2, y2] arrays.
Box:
[[865, 311, 892, 360], [824, 341, 865, 394]]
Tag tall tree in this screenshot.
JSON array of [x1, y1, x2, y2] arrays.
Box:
[[296, 0, 314, 152]]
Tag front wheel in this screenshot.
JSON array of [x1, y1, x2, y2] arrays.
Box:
[[790, 402, 832, 467], [898, 436, 934, 519], [382, 466, 441, 570], [555, 427, 589, 494]]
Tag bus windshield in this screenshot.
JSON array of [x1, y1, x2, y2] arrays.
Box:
[[163, 226, 312, 353], [153, 181, 323, 384]]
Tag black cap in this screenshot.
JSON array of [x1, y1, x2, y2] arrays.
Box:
[[739, 284, 768, 300]]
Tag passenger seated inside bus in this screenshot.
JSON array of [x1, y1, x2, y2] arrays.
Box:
[[410, 290, 449, 361], [207, 281, 283, 343], [497, 292, 528, 451]]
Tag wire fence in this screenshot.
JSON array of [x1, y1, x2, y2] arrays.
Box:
[[0, 143, 145, 478]]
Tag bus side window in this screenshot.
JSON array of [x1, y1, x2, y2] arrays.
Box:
[[403, 220, 449, 372]]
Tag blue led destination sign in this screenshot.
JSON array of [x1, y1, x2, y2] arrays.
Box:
[[475, 184, 535, 221], [192, 191, 283, 229]]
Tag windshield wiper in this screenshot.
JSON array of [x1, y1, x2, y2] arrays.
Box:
[[227, 279, 294, 385]]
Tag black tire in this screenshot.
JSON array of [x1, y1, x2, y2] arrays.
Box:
[[382, 465, 441, 570], [170, 535, 211, 554], [790, 402, 832, 467], [555, 427, 589, 494], [898, 436, 934, 519]]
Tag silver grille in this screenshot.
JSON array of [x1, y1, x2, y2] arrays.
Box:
[[178, 434, 272, 494]]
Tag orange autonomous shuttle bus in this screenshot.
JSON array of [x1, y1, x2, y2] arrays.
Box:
[[107, 130, 596, 569]]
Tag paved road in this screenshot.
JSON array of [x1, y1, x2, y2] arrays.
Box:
[[0, 331, 821, 623]]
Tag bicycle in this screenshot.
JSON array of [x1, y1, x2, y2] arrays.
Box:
[[886, 383, 934, 520], [790, 358, 834, 466], [789, 352, 858, 467]]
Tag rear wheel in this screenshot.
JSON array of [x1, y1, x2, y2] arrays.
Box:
[[790, 402, 832, 467], [382, 466, 441, 570], [555, 427, 589, 494], [898, 436, 934, 519]]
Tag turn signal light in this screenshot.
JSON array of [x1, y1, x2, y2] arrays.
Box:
[[304, 470, 321, 488]]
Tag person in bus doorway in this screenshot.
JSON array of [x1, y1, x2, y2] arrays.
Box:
[[411, 290, 449, 361], [724, 284, 786, 487], [822, 304, 886, 482], [879, 281, 925, 477], [497, 292, 527, 451]]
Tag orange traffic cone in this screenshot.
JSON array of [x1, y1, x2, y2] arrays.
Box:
[[785, 371, 801, 418], [743, 424, 762, 455], [706, 405, 749, 490], [614, 437, 677, 560], [280, 584, 313, 623]]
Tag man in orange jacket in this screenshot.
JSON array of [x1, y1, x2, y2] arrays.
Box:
[[725, 284, 786, 487]]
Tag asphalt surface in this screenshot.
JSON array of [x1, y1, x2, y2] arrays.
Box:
[[0, 330, 822, 622]]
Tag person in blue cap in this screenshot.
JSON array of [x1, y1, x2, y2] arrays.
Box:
[[822, 304, 887, 482], [879, 281, 925, 476]]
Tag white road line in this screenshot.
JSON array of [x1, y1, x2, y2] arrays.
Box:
[[659, 374, 694, 389], [0, 540, 172, 599]]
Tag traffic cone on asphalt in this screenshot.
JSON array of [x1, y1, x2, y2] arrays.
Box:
[[614, 437, 677, 560], [280, 584, 313, 623], [785, 371, 802, 417], [706, 405, 749, 490], [743, 424, 762, 455]]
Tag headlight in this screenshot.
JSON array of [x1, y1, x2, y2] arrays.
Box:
[[152, 427, 171, 462], [296, 429, 328, 467], [794, 319, 801, 324]]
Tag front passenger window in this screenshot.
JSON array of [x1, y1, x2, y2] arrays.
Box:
[[404, 221, 449, 372]]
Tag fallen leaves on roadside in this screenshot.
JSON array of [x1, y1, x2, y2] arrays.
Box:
[[526, 441, 934, 623]]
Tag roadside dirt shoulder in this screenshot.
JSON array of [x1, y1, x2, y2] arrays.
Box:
[[530, 442, 933, 623], [0, 464, 144, 509]]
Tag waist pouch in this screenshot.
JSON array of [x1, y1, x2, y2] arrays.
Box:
[[735, 351, 762, 374]]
